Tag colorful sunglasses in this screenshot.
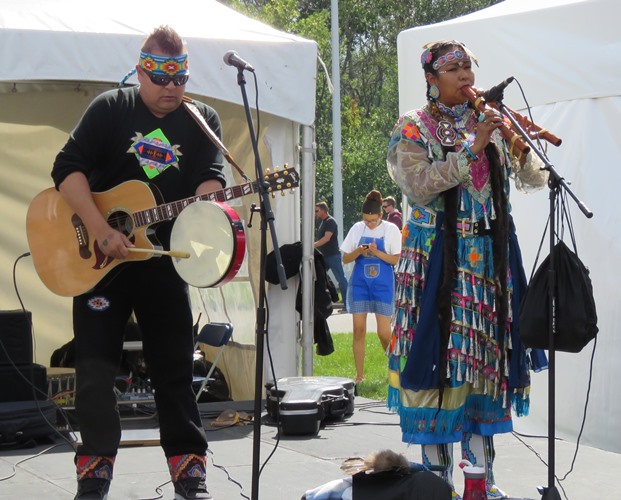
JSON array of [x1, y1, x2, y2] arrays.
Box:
[[143, 69, 189, 87]]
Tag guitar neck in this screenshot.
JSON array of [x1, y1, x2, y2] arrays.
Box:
[[133, 181, 257, 228]]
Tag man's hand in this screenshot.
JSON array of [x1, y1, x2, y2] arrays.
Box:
[[95, 227, 134, 259]]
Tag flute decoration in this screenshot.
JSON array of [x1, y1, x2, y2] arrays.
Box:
[[501, 103, 562, 147], [461, 85, 563, 161], [461, 85, 530, 161]]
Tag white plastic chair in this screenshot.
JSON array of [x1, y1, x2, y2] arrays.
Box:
[[193, 322, 233, 401]]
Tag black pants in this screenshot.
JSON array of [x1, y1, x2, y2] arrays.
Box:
[[73, 257, 207, 458]]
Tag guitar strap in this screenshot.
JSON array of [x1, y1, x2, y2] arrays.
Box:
[[182, 96, 250, 182]]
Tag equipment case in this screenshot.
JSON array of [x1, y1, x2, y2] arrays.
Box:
[[0, 400, 57, 447], [265, 376, 355, 435]]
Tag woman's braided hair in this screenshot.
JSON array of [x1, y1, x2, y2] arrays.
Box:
[[436, 144, 509, 412], [426, 43, 509, 410]]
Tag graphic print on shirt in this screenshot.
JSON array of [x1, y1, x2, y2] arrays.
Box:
[[364, 260, 380, 278], [358, 235, 385, 279], [127, 128, 182, 179]]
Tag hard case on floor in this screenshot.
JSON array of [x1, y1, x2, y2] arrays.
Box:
[[265, 376, 355, 435], [0, 400, 57, 447]]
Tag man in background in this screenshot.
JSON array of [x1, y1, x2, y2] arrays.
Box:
[[382, 196, 403, 230], [314, 201, 348, 310]]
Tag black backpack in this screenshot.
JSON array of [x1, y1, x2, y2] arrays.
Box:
[[519, 240, 598, 353]]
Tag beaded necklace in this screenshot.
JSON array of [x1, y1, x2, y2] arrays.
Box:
[[431, 101, 470, 147], [428, 101, 494, 212]]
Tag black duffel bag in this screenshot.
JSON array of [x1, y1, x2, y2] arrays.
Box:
[[519, 240, 598, 353]]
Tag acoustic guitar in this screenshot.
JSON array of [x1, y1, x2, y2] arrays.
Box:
[[26, 167, 299, 297]]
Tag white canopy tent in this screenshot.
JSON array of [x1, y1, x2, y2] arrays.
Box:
[[0, 0, 318, 400], [397, 0, 621, 452]]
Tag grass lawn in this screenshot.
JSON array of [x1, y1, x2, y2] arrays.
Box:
[[313, 331, 389, 401]]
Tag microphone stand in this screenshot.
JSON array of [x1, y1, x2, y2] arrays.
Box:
[[232, 67, 288, 500], [492, 96, 593, 500]]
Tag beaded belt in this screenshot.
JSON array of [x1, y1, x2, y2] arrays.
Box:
[[410, 205, 494, 237], [455, 218, 495, 237]]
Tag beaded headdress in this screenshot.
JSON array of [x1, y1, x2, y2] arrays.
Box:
[[139, 51, 189, 75], [420, 40, 478, 71]]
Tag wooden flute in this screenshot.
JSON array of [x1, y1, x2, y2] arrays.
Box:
[[462, 85, 562, 160], [461, 85, 531, 161]]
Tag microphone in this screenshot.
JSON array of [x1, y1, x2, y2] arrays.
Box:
[[223, 50, 255, 72], [482, 76, 514, 103]]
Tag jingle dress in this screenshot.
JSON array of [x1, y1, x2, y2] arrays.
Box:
[[386, 102, 548, 444]]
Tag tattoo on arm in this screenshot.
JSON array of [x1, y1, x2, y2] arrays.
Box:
[[101, 232, 117, 248]]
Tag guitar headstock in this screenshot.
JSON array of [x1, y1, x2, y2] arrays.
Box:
[[264, 164, 300, 196]]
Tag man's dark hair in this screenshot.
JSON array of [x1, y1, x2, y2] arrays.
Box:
[[142, 25, 185, 55]]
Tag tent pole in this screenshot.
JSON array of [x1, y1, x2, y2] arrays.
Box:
[[301, 124, 316, 376], [331, 0, 344, 245]]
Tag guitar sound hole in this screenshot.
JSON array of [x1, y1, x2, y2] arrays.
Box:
[[108, 210, 134, 237]]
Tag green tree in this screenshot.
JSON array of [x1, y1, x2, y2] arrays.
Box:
[[222, 0, 501, 230]]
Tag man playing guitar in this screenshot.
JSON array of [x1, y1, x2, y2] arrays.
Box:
[[51, 25, 220, 500]]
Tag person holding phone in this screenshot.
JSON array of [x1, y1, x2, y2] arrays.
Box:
[[340, 190, 402, 384]]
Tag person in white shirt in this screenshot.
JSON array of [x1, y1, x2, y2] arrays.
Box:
[[340, 190, 402, 384]]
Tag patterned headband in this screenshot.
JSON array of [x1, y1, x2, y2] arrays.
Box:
[[139, 51, 189, 75], [420, 41, 479, 70], [432, 49, 469, 70]]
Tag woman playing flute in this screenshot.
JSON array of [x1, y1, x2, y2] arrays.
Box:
[[386, 39, 549, 499]]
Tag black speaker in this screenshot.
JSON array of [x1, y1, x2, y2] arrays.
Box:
[[0, 310, 33, 366], [0, 363, 47, 402]]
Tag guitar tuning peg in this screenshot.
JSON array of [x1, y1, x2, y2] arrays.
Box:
[[265, 168, 271, 174]]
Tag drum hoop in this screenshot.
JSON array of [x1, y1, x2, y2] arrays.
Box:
[[170, 200, 246, 288]]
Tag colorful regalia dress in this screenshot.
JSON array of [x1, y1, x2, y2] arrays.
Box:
[[385, 102, 548, 445]]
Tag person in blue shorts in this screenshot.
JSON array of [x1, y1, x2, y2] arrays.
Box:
[[341, 190, 402, 384]]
